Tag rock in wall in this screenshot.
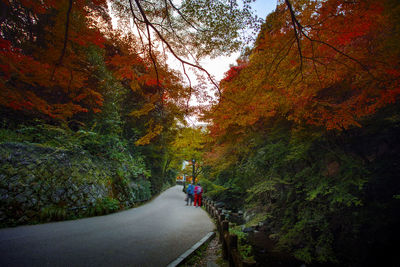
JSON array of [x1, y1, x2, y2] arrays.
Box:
[[0, 142, 150, 227]]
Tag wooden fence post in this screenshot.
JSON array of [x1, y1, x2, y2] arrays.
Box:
[[222, 220, 229, 260], [229, 234, 238, 249], [228, 234, 238, 267], [204, 200, 257, 267], [218, 221, 223, 243], [220, 214, 225, 222]]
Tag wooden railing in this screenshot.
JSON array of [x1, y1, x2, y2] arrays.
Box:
[[203, 198, 256, 267]]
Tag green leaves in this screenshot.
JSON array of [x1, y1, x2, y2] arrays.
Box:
[[203, 103, 400, 265], [178, 0, 257, 58]]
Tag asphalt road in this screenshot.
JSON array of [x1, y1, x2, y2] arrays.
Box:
[[0, 185, 214, 267]]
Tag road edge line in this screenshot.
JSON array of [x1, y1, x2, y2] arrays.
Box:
[[166, 231, 216, 267]]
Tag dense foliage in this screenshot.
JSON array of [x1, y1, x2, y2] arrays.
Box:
[[0, 0, 190, 225], [1, 0, 400, 265], [202, 0, 400, 266]]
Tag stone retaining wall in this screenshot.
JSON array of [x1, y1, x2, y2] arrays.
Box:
[[0, 142, 150, 226]]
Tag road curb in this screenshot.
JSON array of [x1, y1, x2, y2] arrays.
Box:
[[166, 231, 216, 267]]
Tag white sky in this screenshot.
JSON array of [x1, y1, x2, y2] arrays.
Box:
[[177, 1, 278, 125]]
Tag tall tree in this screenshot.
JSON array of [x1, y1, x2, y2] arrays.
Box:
[[202, 0, 400, 265], [110, 0, 261, 96], [205, 0, 400, 134], [0, 0, 109, 121]]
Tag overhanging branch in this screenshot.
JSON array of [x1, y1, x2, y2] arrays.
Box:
[[132, 0, 221, 97]]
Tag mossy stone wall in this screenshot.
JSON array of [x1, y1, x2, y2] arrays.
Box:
[[0, 142, 150, 227]]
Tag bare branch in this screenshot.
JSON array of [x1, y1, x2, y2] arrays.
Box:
[[167, 0, 206, 33], [309, 40, 323, 88], [285, 0, 375, 79], [128, 0, 146, 53], [304, 35, 373, 75], [285, 0, 303, 77], [145, 22, 160, 85], [162, 0, 202, 88], [129, 0, 159, 85], [133, 0, 221, 96], [182, 62, 192, 112]]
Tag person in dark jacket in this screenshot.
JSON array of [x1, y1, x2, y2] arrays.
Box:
[[186, 182, 194, 206]]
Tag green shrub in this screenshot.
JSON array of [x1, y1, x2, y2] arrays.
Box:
[[89, 197, 120, 216], [40, 205, 68, 222], [229, 225, 254, 261]]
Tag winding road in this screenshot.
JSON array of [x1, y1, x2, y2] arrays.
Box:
[[0, 185, 214, 267]]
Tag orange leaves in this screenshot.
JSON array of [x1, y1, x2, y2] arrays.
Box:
[[8, 101, 34, 111], [0, 37, 100, 120], [221, 63, 248, 83], [92, 108, 102, 113], [108, 53, 163, 100], [0, 0, 113, 120], [326, 2, 384, 46], [108, 54, 144, 81], [70, 29, 105, 48], [206, 0, 400, 144], [88, 89, 103, 107], [0, 86, 90, 120], [0, 0, 184, 151], [0, 37, 49, 86], [71, 89, 103, 109], [145, 78, 159, 87], [50, 103, 88, 120], [73, 93, 87, 102]]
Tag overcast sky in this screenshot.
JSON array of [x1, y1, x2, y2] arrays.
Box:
[[181, 0, 278, 126]]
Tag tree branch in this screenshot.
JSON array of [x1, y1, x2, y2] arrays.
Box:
[[51, 0, 72, 81], [182, 62, 192, 112], [167, 0, 205, 33], [285, 0, 303, 77], [285, 0, 375, 79], [133, 0, 221, 96]]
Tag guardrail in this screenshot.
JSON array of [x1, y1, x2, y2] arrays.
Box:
[[203, 198, 256, 267]]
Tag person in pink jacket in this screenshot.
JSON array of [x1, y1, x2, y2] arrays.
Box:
[[194, 183, 203, 207]]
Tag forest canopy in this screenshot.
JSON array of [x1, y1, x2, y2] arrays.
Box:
[[199, 0, 400, 266], [1, 0, 400, 266]]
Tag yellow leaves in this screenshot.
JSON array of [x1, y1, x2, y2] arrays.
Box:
[[135, 120, 163, 146], [130, 81, 141, 91], [129, 103, 155, 118], [171, 127, 206, 158]]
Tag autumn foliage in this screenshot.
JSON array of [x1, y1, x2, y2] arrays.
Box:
[[202, 0, 400, 265], [0, 0, 189, 198], [207, 0, 400, 134], [2, 0, 400, 264], [0, 0, 188, 146]]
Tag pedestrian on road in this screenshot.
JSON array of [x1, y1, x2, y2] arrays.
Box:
[[186, 181, 194, 206], [194, 183, 203, 207]]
